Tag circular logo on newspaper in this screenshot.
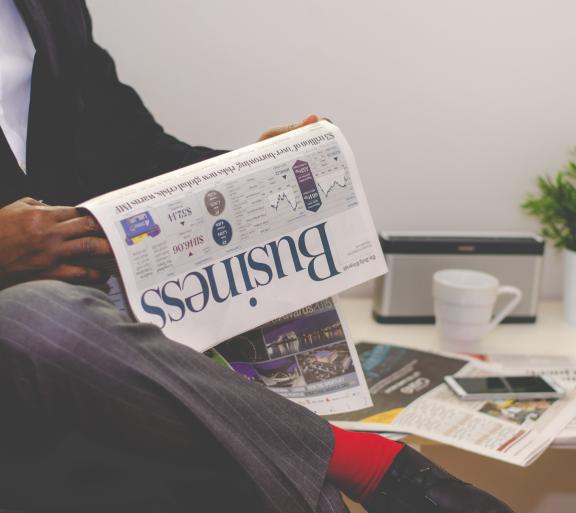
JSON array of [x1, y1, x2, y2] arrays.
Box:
[[205, 190, 226, 216], [212, 219, 233, 246]]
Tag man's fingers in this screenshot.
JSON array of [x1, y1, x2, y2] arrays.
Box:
[[20, 197, 44, 206], [300, 114, 320, 126], [257, 114, 320, 142], [58, 237, 112, 258], [45, 205, 82, 223], [57, 215, 103, 239]]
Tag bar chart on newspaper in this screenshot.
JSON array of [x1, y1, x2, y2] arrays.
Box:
[[222, 148, 358, 252]]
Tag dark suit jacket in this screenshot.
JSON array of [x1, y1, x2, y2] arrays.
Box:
[[0, 0, 225, 209]]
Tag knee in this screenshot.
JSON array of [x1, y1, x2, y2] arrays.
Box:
[[0, 280, 134, 371], [0, 279, 73, 300], [0, 280, 77, 313], [0, 280, 107, 342]]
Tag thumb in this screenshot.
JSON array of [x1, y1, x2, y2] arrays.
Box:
[[299, 114, 320, 127]]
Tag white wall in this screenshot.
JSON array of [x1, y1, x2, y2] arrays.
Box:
[[87, 0, 576, 298]]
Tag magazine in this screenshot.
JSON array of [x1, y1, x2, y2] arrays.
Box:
[[206, 297, 372, 416]]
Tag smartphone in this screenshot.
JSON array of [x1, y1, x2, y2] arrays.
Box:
[[444, 375, 565, 401]]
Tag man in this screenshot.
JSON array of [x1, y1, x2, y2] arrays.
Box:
[[0, 1, 515, 512]]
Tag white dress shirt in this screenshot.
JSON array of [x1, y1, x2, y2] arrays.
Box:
[[0, 0, 36, 173]]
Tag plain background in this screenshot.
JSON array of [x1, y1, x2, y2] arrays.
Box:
[[87, 0, 576, 299]]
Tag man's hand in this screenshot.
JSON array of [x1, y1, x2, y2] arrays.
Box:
[[0, 198, 112, 288], [257, 114, 321, 142]]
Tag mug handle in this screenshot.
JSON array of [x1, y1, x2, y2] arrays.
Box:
[[487, 285, 523, 332]]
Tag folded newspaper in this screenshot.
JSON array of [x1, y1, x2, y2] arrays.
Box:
[[81, 121, 384, 415], [478, 353, 576, 448], [328, 343, 576, 466]]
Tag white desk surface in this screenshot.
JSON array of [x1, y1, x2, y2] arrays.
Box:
[[339, 298, 576, 357]]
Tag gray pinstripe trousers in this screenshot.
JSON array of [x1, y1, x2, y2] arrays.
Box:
[[0, 280, 349, 513]]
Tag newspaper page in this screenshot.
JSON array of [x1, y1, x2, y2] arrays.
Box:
[[478, 353, 576, 448], [329, 343, 576, 466], [205, 297, 372, 416], [555, 417, 576, 448], [81, 121, 386, 352], [327, 343, 468, 427]]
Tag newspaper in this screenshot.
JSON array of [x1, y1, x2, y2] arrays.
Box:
[[81, 121, 386, 352], [479, 353, 576, 448], [206, 297, 372, 416], [329, 343, 576, 466], [81, 121, 380, 416], [555, 417, 576, 448]]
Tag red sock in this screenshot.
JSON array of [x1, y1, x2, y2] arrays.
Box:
[[327, 425, 403, 503]]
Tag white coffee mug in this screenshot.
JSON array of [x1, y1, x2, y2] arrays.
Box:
[[433, 269, 522, 351]]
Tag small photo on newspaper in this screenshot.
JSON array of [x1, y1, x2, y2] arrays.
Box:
[[327, 342, 468, 425], [206, 298, 373, 416]]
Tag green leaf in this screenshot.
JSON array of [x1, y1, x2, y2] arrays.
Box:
[[522, 160, 576, 248]]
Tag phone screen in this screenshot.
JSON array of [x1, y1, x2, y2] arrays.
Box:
[[454, 376, 556, 394]]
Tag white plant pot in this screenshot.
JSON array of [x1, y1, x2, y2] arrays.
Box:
[[564, 248, 576, 325]]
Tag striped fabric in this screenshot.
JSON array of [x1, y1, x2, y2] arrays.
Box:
[[0, 280, 349, 513]]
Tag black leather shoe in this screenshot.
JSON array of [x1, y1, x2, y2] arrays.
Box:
[[363, 445, 514, 513]]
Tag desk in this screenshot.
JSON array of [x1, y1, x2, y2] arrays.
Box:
[[339, 299, 576, 513], [340, 299, 576, 356]]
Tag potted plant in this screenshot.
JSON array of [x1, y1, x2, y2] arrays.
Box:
[[522, 161, 576, 324]]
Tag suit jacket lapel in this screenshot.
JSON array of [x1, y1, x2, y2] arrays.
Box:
[[12, 0, 68, 197], [0, 124, 29, 206], [3, 0, 82, 205], [0, 1, 47, 203], [14, 0, 60, 80]]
